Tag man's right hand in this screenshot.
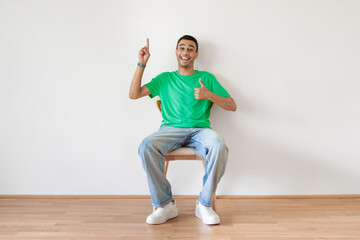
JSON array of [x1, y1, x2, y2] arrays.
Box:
[[130, 38, 151, 99], [138, 38, 150, 65]]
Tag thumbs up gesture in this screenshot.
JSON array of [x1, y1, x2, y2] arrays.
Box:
[[194, 78, 210, 100]]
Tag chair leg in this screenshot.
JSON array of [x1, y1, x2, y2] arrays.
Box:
[[164, 160, 169, 176], [154, 159, 218, 212], [212, 193, 217, 211]]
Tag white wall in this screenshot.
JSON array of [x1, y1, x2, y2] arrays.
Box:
[[1, 0, 359, 195]]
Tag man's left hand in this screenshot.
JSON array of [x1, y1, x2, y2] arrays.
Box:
[[194, 78, 210, 100]]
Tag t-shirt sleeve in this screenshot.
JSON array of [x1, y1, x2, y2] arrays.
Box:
[[145, 73, 163, 98], [209, 74, 230, 98]]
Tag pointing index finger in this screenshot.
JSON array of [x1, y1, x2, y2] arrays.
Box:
[[146, 38, 149, 49]]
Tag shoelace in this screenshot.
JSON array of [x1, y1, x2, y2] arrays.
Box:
[[154, 207, 165, 215]]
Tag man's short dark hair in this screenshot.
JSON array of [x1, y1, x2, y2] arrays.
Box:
[[177, 35, 198, 52]]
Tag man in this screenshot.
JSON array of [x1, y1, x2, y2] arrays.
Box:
[[129, 35, 236, 225]]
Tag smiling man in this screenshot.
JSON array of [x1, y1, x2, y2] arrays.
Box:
[[129, 35, 236, 225]]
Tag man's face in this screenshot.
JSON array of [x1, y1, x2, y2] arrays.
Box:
[[176, 39, 198, 68]]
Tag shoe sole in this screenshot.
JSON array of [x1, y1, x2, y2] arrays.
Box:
[[146, 211, 178, 225]]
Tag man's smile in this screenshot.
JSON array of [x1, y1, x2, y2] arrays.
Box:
[[180, 56, 190, 62]]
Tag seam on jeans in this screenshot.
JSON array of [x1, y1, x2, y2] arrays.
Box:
[[192, 138, 208, 162], [183, 128, 193, 145], [166, 136, 188, 153]]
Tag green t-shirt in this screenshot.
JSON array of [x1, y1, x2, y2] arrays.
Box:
[[145, 70, 230, 128]]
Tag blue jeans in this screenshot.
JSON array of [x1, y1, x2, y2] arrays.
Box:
[[138, 126, 228, 208]]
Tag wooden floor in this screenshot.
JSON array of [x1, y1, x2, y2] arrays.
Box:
[[1, 196, 360, 240]]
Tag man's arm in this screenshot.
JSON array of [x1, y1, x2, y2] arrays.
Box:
[[194, 79, 237, 111], [129, 38, 151, 99]]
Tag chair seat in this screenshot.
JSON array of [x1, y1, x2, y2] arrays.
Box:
[[166, 147, 196, 155], [165, 147, 204, 161]]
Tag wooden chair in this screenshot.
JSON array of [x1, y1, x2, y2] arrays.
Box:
[[155, 100, 217, 211]]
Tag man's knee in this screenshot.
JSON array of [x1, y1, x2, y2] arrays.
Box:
[[138, 134, 166, 157], [206, 132, 229, 167], [208, 133, 228, 153], [138, 135, 154, 155]]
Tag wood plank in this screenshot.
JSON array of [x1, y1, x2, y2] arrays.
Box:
[[0, 197, 359, 239]]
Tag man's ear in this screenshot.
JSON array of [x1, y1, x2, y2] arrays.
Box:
[[195, 52, 199, 59]]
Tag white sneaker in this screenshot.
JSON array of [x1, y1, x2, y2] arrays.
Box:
[[146, 200, 178, 224], [195, 199, 220, 225]]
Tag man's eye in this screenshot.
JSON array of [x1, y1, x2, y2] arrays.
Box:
[[189, 49, 193, 52], [180, 47, 185, 50]]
